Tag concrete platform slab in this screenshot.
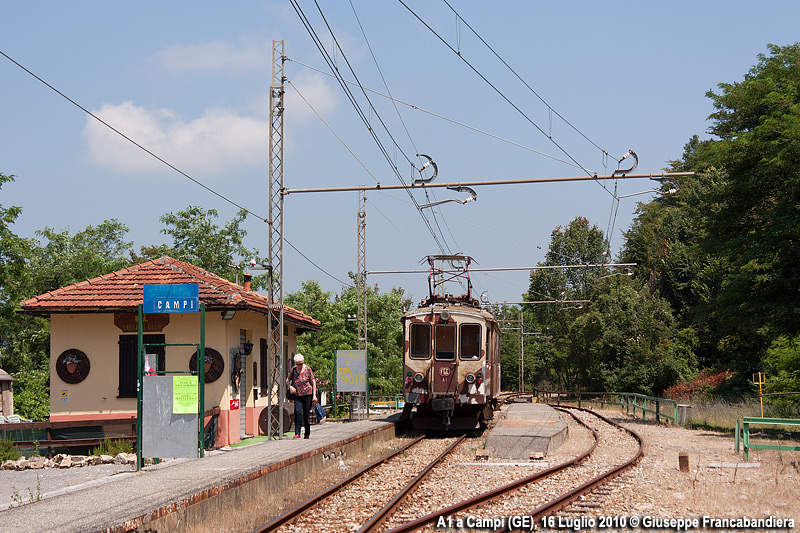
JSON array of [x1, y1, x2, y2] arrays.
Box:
[[0, 415, 399, 533], [484, 402, 567, 460]]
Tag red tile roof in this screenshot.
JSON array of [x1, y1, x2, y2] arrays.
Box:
[[19, 256, 320, 329]]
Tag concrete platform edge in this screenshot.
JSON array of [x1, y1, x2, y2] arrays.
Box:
[[108, 422, 395, 532]]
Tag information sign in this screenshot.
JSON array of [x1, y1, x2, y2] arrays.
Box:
[[172, 375, 198, 414], [336, 350, 367, 392], [143, 284, 199, 314]]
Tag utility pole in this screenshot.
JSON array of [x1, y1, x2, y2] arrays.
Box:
[[357, 190, 367, 351], [267, 39, 285, 439], [518, 310, 524, 393]]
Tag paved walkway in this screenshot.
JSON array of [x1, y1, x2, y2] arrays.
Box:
[[0, 416, 396, 533]]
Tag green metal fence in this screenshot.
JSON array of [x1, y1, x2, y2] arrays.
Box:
[[736, 417, 800, 461], [535, 390, 689, 426]]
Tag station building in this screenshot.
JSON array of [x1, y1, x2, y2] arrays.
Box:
[[19, 255, 320, 447]]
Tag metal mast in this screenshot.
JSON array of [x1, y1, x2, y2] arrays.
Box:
[[518, 310, 524, 393], [267, 39, 286, 439], [357, 190, 367, 351]]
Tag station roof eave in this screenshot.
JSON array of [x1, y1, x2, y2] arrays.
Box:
[[18, 255, 320, 332]]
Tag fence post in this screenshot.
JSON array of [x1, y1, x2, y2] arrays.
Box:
[[743, 420, 750, 461], [735, 419, 740, 456]]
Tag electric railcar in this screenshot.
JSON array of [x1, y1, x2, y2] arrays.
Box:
[[399, 255, 502, 431]]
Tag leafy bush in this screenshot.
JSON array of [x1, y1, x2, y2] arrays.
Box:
[[663, 369, 736, 401], [91, 437, 132, 456], [1, 437, 21, 462]]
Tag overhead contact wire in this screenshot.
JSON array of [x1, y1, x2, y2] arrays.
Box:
[[396, 0, 600, 183], [286, 58, 584, 171], [290, 0, 448, 253]]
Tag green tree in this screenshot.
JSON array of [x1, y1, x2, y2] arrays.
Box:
[[762, 336, 800, 415], [285, 278, 410, 395], [1, 212, 135, 420], [699, 43, 800, 362], [568, 277, 696, 394], [157, 206, 266, 288], [621, 165, 729, 368], [524, 217, 608, 389]]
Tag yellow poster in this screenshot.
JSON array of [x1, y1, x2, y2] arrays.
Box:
[[173, 376, 198, 414]]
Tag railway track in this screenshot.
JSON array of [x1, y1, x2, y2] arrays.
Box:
[[251, 435, 468, 533], [381, 406, 643, 532], [251, 405, 642, 533]]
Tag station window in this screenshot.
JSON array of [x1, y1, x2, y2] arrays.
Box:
[[409, 323, 431, 359], [460, 324, 482, 359], [435, 323, 456, 361]]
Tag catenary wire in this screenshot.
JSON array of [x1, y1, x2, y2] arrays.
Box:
[[285, 238, 354, 288], [0, 48, 356, 289], [290, 0, 449, 253], [396, 0, 609, 190], [287, 80, 380, 185], [366, 198, 425, 254], [0, 49, 263, 221], [347, 0, 456, 257], [286, 58, 586, 171], [442, 0, 610, 157]]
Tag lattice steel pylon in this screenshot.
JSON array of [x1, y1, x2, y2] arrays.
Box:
[[267, 40, 286, 439], [357, 190, 367, 351]]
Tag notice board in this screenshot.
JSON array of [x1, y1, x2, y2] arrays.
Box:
[[142, 375, 199, 459], [336, 349, 367, 392]]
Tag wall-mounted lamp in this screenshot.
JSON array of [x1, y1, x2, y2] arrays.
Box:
[[241, 341, 254, 356], [221, 309, 237, 321]]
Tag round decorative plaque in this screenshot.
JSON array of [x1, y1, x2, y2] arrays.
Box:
[[56, 349, 91, 384], [189, 348, 225, 383]]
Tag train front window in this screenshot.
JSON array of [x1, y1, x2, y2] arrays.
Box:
[[409, 323, 431, 359], [460, 324, 481, 359], [435, 324, 456, 361]]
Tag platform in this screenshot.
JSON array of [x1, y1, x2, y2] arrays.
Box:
[[0, 415, 399, 532], [484, 402, 567, 460]]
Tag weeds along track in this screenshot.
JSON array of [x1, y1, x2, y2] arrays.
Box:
[[379, 406, 642, 533], [251, 435, 467, 533]]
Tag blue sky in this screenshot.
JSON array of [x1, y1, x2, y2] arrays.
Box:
[[2, 2, 799, 305]]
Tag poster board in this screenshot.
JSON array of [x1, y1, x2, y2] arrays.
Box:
[[142, 376, 199, 459], [336, 350, 367, 392]]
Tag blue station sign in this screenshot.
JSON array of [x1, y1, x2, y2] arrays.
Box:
[[143, 284, 200, 314]]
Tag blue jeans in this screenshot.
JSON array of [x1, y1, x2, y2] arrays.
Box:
[[294, 395, 313, 437]]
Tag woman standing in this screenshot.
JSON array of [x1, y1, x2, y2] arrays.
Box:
[[287, 353, 317, 439]]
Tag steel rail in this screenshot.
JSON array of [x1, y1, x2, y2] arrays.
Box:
[[495, 406, 644, 532], [250, 435, 425, 533], [358, 435, 466, 533], [382, 408, 600, 533]]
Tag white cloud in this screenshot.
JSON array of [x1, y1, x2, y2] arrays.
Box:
[[149, 38, 269, 73], [83, 101, 268, 175]]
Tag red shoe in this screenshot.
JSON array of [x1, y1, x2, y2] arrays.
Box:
[[293, 434, 301, 439]]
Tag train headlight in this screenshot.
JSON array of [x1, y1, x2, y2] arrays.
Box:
[[413, 373, 424, 383], [476, 371, 483, 385], [465, 373, 476, 384]]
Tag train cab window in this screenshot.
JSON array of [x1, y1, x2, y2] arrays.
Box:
[[435, 324, 456, 361], [460, 324, 482, 359], [409, 323, 431, 359]]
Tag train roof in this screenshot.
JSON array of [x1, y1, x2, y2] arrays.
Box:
[[403, 300, 497, 322]]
